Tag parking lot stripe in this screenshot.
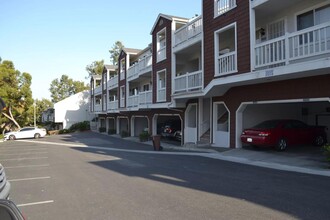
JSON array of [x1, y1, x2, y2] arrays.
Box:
[[0, 152, 48, 156], [17, 200, 54, 207], [9, 176, 51, 182], [0, 148, 48, 152], [1, 157, 48, 161], [5, 164, 50, 169]]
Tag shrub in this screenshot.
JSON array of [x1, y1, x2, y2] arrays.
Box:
[[99, 127, 106, 133], [59, 129, 70, 134], [121, 130, 129, 138], [108, 129, 116, 135], [139, 131, 150, 142], [322, 144, 330, 163], [69, 121, 90, 132]]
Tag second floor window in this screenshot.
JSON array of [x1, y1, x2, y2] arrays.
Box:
[[297, 4, 330, 31]]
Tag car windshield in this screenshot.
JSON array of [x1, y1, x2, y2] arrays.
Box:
[[253, 120, 281, 129]]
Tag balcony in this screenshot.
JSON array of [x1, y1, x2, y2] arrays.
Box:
[[94, 85, 102, 95], [127, 54, 153, 81], [107, 100, 118, 112], [139, 90, 152, 105], [120, 71, 125, 81], [255, 22, 330, 69], [107, 75, 118, 89], [174, 16, 202, 50], [174, 70, 203, 93], [157, 47, 166, 62], [216, 51, 237, 75], [127, 95, 139, 108], [94, 104, 101, 112], [157, 88, 166, 102]]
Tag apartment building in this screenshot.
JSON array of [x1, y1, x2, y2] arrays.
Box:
[[90, 0, 330, 148]]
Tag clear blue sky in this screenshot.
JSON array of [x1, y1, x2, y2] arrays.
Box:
[[0, 0, 201, 100]]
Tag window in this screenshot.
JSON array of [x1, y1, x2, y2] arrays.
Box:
[[267, 19, 285, 40], [215, 0, 236, 17], [157, 70, 166, 102], [214, 23, 237, 75], [157, 28, 166, 62], [297, 4, 330, 31], [143, 84, 150, 91]]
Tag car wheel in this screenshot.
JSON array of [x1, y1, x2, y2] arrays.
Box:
[[9, 135, 15, 140], [314, 135, 325, 146], [276, 138, 287, 151], [34, 133, 40, 139]]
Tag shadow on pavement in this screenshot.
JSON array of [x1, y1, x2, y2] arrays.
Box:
[[71, 145, 330, 220]]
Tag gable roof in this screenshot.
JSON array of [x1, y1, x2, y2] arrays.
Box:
[[150, 13, 189, 34], [122, 48, 142, 54]]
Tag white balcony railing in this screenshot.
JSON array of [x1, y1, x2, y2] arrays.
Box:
[[127, 95, 139, 107], [174, 70, 203, 93], [107, 75, 118, 88], [127, 63, 139, 79], [139, 90, 152, 105], [157, 47, 166, 62], [157, 88, 166, 102], [255, 22, 330, 69], [289, 22, 330, 61], [94, 85, 102, 95], [217, 51, 237, 75], [215, 0, 236, 17], [174, 16, 202, 47], [94, 104, 101, 112], [120, 98, 125, 108], [107, 100, 118, 111], [120, 71, 125, 80], [139, 54, 152, 72]]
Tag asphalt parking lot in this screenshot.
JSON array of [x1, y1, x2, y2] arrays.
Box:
[[0, 132, 330, 219], [0, 140, 53, 219]]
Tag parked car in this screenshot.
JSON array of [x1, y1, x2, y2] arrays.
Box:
[[161, 120, 181, 140], [4, 127, 47, 141], [240, 119, 327, 151]]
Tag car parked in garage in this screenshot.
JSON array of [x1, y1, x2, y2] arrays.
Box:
[[161, 120, 181, 140], [241, 119, 327, 151], [4, 127, 47, 141]]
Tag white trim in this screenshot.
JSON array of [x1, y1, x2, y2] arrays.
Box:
[[157, 27, 167, 63], [214, 22, 238, 76], [185, 103, 198, 144], [212, 101, 230, 148], [156, 69, 167, 102]]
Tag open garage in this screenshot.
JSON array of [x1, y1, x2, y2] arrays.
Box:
[[153, 114, 182, 145], [236, 98, 330, 149]]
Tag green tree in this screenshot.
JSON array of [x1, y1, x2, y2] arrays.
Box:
[[49, 74, 89, 103], [109, 41, 124, 65], [35, 98, 53, 123], [0, 60, 33, 131], [85, 60, 104, 78]]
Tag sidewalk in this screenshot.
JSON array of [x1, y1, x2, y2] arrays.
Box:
[[123, 135, 330, 177]]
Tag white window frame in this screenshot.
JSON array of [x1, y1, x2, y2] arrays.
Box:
[[214, 22, 237, 76], [295, 1, 330, 31], [120, 85, 125, 108], [157, 28, 167, 62], [214, 0, 237, 18], [156, 69, 166, 102]]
